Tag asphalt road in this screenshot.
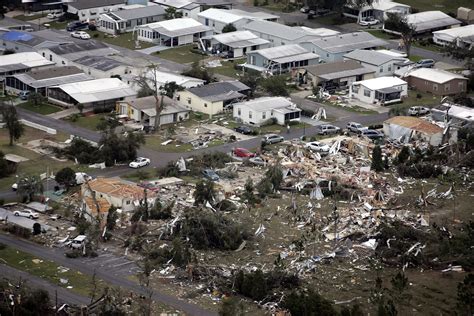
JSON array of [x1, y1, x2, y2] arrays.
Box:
[[0, 234, 216, 316], [0, 263, 90, 307]]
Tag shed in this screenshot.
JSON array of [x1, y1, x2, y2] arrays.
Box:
[[383, 116, 444, 145]]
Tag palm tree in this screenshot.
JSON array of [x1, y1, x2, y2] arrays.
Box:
[[17, 175, 43, 202]]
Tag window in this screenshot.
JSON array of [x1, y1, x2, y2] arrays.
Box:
[[326, 53, 329, 58], [364, 89, 371, 97], [388, 65, 392, 72], [379, 66, 383, 73], [262, 111, 266, 119], [61, 61, 65, 65], [459, 81, 464, 90], [249, 111, 252, 119], [177, 95, 180, 101], [126, 21, 131, 27], [42, 52, 45, 57], [126, 200, 131, 205], [204, 103, 207, 107], [237, 108, 241, 116], [137, 18, 142, 26], [433, 84, 438, 91], [445, 84, 450, 92], [49, 55, 52, 61], [187, 97, 191, 104]]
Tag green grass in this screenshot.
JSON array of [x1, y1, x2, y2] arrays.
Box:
[[47, 20, 68, 30], [409, 55, 424, 62], [144, 135, 194, 153], [211, 59, 246, 79], [367, 29, 398, 40], [0, 245, 103, 297], [318, 99, 379, 115], [63, 114, 104, 131], [86, 31, 155, 50], [403, 91, 441, 106], [156, 45, 208, 64], [14, 13, 46, 21], [397, 0, 473, 13], [412, 42, 443, 53], [17, 101, 62, 115]]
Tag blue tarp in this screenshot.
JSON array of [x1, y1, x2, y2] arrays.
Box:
[[1, 31, 34, 42]]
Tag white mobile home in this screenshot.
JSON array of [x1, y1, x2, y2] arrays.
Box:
[[99, 5, 165, 34], [350, 76, 407, 105], [233, 97, 301, 126], [202, 31, 270, 58]]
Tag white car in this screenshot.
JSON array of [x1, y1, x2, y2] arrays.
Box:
[[408, 106, 430, 116], [359, 17, 379, 26], [305, 141, 330, 153], [129, 157, 151, 168], [346, 122, 368, 134], [47, 11, 63, 19], [70, 31, 90, 40], [13, 209, 39, 219]]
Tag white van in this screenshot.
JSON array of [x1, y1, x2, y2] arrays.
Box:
[[70, 235, 87, 249]]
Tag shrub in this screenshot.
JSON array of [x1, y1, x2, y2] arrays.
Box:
[[3, 224, 31, 239], [282, 289, 337, 316], [65, 250, 81, 258], [33, 223, 42, 235], [397, 163, 442, 178], [0, 242, 6, 250]]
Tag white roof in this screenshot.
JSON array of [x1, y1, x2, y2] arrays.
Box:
[[210, 30, 270, 48], [437, 103, 474, 122], [227, 9, 279, 20], [433, 25, 474, 41], [150, 70, 204, 87], [371, 0, 410, 11], [153, 0, 193, 9], [58, 78, 136, 103], [297, 26, 340, 37], [407, 68, 467, 84], [407, 11, 461, 33], [139, 18, 212, 37], [251, 44, 319, 62], [354, 76, 407, 90], [235, 96, 294, 111], [198, 8, 246, 24], [0, 52, 54, 68]]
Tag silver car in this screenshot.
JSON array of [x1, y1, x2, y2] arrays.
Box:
[[262, 134, 284, 144], [316, 124, 341, 135]]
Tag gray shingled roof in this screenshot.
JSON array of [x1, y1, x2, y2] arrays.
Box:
[[305, 32, 388, 54], [187, 81, 250, 102], [344, 49, 406, 66], [244, 20, 312, 41], [49, 41, 110, 55], [106, 5, 165, 20], [12, 67, 92, 89], [73, 55, 129, 72], [69, 0, 126, 10], [305, 60, 373, 77]]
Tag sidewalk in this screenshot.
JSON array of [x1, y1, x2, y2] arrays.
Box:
[[136, 45, 171, 55], [47, 107, 79, 119]]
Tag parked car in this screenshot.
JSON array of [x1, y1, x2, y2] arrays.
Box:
[[129, 157, 150, 168], [70, 235, 87, 249], [66, 21, 89, 32], [316, 124, 341, 135], [235, 126, 253, 135], [232, 147, 256, 158], [202, 169, 219, 181], [408, 106, 430, 116], [415, 59, 435, 68], [70, 31, 90, 40], [308, 8, 330, 17], [13, 209, 39, 219], [19, 90, 30, 100], [262, 134, 284, 145], [346, 122, 367, 134], [361, 129, 384, 140], [47, 10, 63, 19], [359, 17, 379, 26], [305, 141, 330, 153], [249, 156, 265, 166], [300, 6, 310, 13]]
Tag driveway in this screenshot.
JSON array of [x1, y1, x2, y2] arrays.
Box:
[[0, 233, 216, 316]]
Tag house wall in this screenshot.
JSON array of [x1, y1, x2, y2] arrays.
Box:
[[69, 4, 125, 23], [37, 49, 71, 66], [199, 17, 248, 33], [99, 14, 165, 34], [407, 77, 467, 96], [245, 30, 298, 47], [177, 90, 224, 116], [351, 60, 401, 77], [300, 43, 344, 63], [310, 72, 375, 87]]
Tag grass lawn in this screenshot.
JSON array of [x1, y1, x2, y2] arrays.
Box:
[[397, 0, 473, 13], [144, 135, 194, 153], [47, 20, 68, 30], [17, 101, 62, 115], [409, 55, 423, 62], [211, 59, 246, 79], [403, 91, 441, 106], [0, 127, 77, 194], [86, 31, 155, 50], [412, 42, 443, 53], [63, 114, 104, 131], [14, 13, 46, 21], [366, 29, 399, 40], [0, 244, 104, 297], [156, 45, 208, 64]]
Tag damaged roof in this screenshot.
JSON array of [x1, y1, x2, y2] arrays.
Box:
[[86, 177, 156, 200], [11, 66, 92, 89], [73, 55, 129, 72], [385, 116, 443, 135], [186, 81, 250, 102]]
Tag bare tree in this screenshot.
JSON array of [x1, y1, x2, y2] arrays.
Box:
[[134, 63, 166, 131], [385, 12, 416, 57]]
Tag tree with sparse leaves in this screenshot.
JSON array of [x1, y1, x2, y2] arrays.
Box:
[[371, 145, 384, 172], [242, 177, 258, 206], [1, 104, 24, 146], [27, 91, 46, 107], [385, 12, 416, 57], [194, 180, 216, 205], [261, 76, 289, 96], [265, 164, 283, 191], [222, 23, 237, 33]]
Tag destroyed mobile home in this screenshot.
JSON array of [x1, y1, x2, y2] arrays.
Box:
[[26, 127, 470, 314]]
